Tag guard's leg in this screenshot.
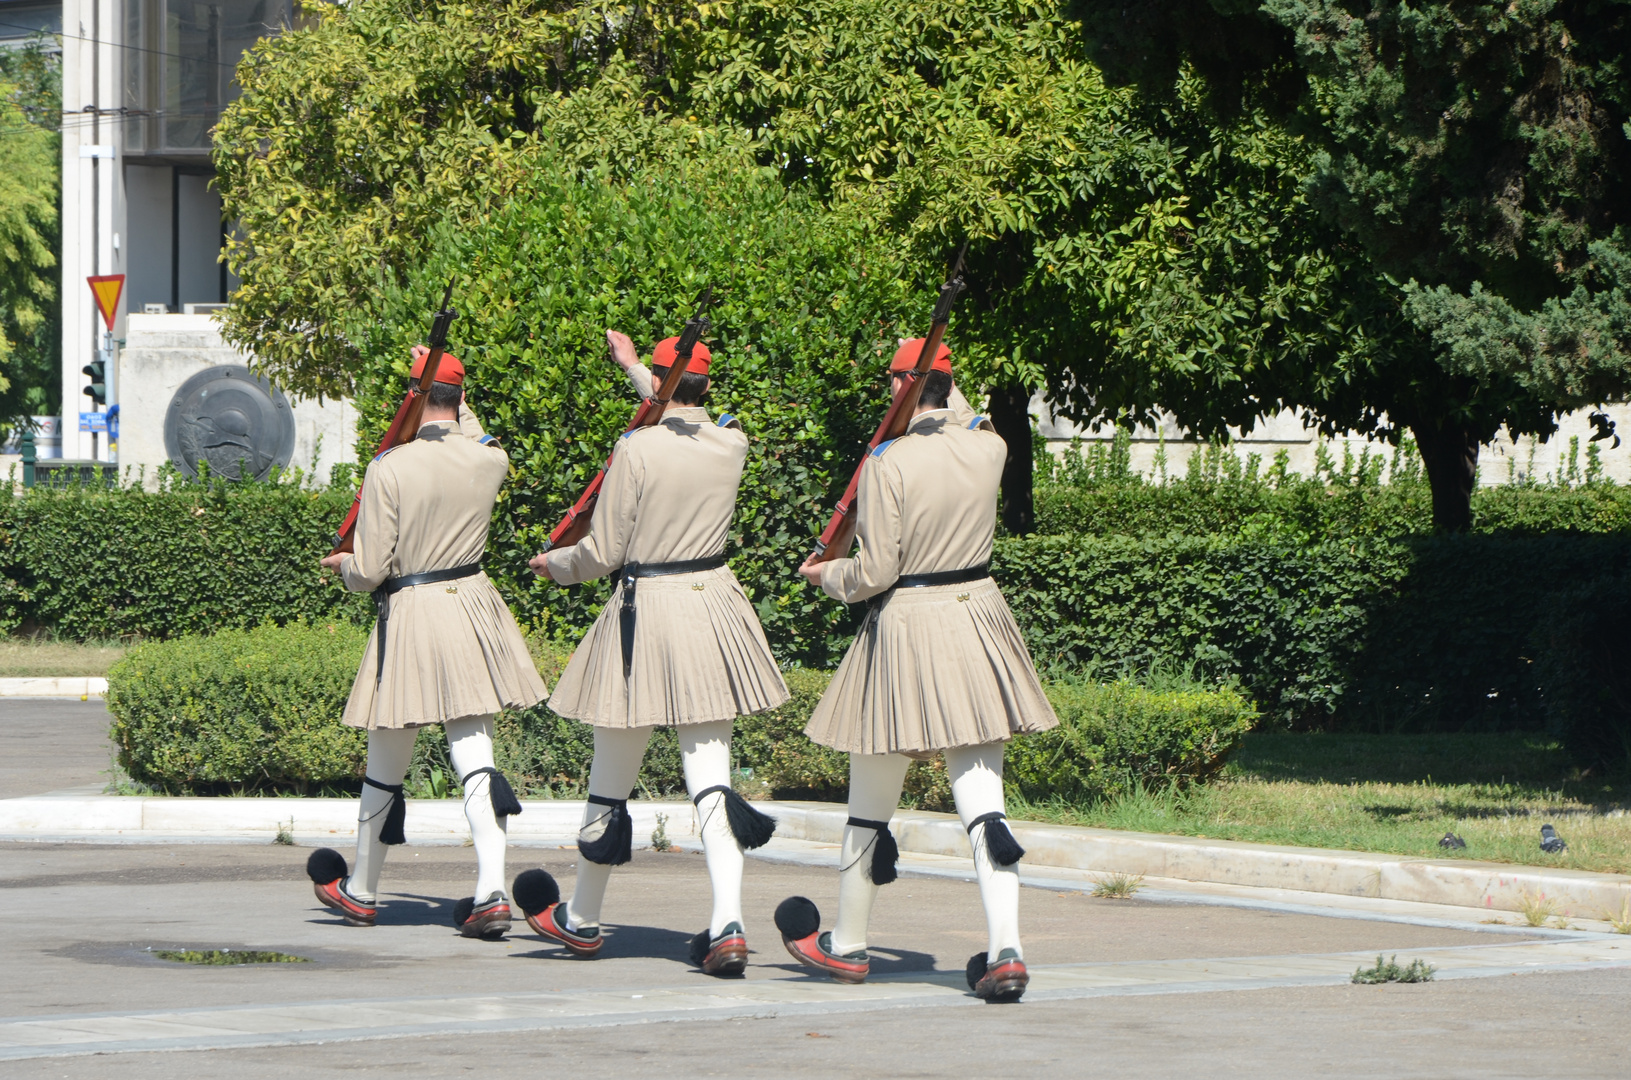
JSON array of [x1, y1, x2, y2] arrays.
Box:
[[350, 726, 418, 901], [445, 714, 507, 902], [563, 725, 651, 932], [680, 719, 744, 938], [945, 742, 1022, 960], [946, 741, 1028, 1002], [830, 752, 911, 957]]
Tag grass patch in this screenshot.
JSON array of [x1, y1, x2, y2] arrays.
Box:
[[1090, 873, 1144, 899], [1352, 955, 1435, 984], [153, 949, 309, 965], [0, 636, 127, 677], [1009, 732, 1631, 875]]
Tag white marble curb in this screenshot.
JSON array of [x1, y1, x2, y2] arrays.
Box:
[[0, 677, 107, 698], [2, 794, 1627, 921]]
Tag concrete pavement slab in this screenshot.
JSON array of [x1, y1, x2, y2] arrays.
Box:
[[0, 699, 114, 799]]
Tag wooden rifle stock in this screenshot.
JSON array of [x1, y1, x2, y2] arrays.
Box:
[[329, 280, 458, 555], [544, 288, 714, 552], [809, 249, 968, 565]]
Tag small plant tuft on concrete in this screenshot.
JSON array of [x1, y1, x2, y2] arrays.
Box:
[[1352, 954, 1435, 984], [1604, 899, 1631, 935], [273, 818, 295, 846], [1090, 873, 1144, 899], [651, 812, 672, 853], [1518, 891, 1560, 927]]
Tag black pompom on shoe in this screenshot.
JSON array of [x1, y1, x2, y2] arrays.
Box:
[[511, 869, 561, 918], [965, 951, 989, 991], [453, 896, 475, 929], [306, 847, 347, 885], [774, 896, 821, 940]]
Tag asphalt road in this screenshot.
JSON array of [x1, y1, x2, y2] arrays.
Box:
[[0, 698, 114, 798], [1, 841, 1626, 1077]]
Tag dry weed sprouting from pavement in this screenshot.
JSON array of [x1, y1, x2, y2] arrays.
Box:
[[1091, 873, 1145, 899], [1518, 891, 1560, 927], [1604, 898, 1631, 934]]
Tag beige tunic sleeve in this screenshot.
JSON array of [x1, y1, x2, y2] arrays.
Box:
[[340, 456, 399, 592], [456, 401, 490, 442], [818, 451, 904, 604], [546, 438, 640, 585], [625, 363, 655, 400], [947, 383, 977, 426]]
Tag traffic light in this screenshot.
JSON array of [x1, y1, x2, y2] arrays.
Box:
[[82, 361, 106, 406]]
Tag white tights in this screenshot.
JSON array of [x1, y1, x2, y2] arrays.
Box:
[[564, 720, 743, 937], [348, 715, 509, 903], [831, 743, 1021, 960]]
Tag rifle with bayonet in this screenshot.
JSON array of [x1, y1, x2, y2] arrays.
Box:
[[808, 246, 968, 565], [329, 280, 458, 555], [543, 287, 715, 552]]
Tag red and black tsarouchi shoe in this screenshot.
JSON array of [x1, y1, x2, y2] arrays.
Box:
[[967, 948, 1029, 1002], [306, 848, 376, 927], [689, 921, 749, 977], [527, 902, 604, 958], [773, 895, 869, 984], [454, 892, 513, 939]]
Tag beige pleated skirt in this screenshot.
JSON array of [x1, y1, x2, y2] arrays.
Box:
[[343, 571, 550, 730], [549, 565, 790, 728], [805, 577, 1058, 754]]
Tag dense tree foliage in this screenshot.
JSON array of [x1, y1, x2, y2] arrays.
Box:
[[1073, 0, 1631, 527], [0, 39, 60, 429]]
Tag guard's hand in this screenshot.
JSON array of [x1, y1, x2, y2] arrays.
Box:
[[528, 552, 554, 581], [606, 330, 639, 372], [796, 556, 824, 587], [409, 343, 429, 366], [320, 552, 345, 571]]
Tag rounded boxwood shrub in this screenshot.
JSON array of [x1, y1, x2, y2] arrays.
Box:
[[107, 621, 370, 793]]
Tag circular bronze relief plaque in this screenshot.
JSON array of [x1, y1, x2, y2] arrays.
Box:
[[163, 365, 296, 481]]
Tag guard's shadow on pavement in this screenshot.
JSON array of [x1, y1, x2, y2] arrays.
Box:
[[306, 891, 459, 929], [506, 923, 695, 962], [766, 945, 938, 979]]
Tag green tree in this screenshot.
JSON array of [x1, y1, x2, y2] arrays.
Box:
[[1072, 0, 1631, 529], [0, 37, 61, 429]]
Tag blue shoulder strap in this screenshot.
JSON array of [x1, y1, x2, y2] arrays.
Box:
[[478, 434, 499, 446], [870, 437, 899, 458], [372, 444, 403, 463], [968, 415, 988, 430], [717, 413, 736, 427]]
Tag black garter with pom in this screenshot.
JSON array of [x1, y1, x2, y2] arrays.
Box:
[[967, 811, 1025, 866], [362, 776, 407, 845], [462, 767, 523, 818], [578, 794, 633, 865], [846, 816, 899, 885], [692, 784, 776, 849]]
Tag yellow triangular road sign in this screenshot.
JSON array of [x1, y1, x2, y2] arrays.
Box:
[[87, 275, 125, 331]]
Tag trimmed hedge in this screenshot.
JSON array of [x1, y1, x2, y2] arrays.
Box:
[[107, 621, 370, 793], [994, 532, 1631, 735], [0, 477, 368, 639], [104, 625, 1258, 805]]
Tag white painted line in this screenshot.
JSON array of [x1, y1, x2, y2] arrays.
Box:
[[0, 938, 1624, 1060]]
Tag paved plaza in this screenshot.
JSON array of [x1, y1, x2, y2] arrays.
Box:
[[2, 701, 1628, 1077]]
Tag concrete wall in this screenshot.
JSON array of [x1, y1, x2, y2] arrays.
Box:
[[1033, 398, 1631, 486], [118, 313, 356, 487]]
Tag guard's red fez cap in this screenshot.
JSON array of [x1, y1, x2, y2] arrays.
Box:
[[652, 336, 712, 376], [410, 348, 465, 385], [890, 337, 952, 375]]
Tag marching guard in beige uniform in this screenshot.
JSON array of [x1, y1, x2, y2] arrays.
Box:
[[779, 339, 1057, 1001], [307, 347, 549, 938], [518, 330, 789, 976]]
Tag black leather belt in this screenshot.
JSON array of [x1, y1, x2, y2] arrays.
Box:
[[894, 562, 990, 589], [378, 562, 483, 595], [373, 562, 483, 683], [616, 556, 727, 677]]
